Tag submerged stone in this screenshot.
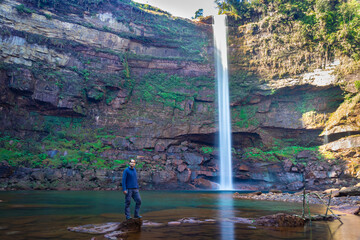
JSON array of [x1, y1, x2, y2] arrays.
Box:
[[68, 218, 142, 239], [104, 231, 128, 240], [142, 220, 164, 227], [168, 217, 216, 226], [255, 213, 305, 227], [168, 221, 181, 226], [225, 217, 253, 224], [67, 222, 121, 234]]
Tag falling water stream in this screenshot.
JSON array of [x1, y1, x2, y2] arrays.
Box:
[[213, 15, 233, 190]]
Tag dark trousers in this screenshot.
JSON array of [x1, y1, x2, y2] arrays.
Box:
[[125, 188, 141, 218]]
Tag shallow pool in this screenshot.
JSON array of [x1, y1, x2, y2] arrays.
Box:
[[0, 191, 359, 240]]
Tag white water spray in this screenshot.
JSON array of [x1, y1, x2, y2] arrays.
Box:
[[213, 15, 233, 190], [323, 128, 329, 145]]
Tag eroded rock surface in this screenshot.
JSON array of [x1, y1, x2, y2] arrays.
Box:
[[68, 218, 142, 240], [0, 0, 360, 191], [255, 213, 305, 227]]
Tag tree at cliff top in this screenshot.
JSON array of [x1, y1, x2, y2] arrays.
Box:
[[216, 0, 360, 77], [23, 0, 170, 14]]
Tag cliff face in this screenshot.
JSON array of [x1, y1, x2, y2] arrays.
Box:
[[0, 0, 359, 191], [0, 0, 215, 138]]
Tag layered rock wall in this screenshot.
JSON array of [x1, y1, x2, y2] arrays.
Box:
[[0, 0, 359, 190]]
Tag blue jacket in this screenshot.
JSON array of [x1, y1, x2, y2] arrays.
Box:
[[122, 167, 139, 191]]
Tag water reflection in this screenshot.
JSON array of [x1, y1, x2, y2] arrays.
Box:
[[0, 191, 359, 240], [218, 193, 234, 240]]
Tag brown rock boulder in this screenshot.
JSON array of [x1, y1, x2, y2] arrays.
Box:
[[178, 169, 191, 183], [117, 218, 142, 232], [193, 178, 217, 189], [238, 164, 250, 172], [8, 68, 34, 93], [195, 170, 215, 177], [177, 164, 187, 173], [287, 181, 304, 191], [297, 150, 314, 159], [269, 189, 282, 194], [338, 185, 360, 196], [0, 161, 13, 178], [306, 170, 327, 179], [183, 153, 204, 165], [30, 170, 45, 182], [32, 80, 59, 106], [245, 191, 262, 196], [355, 206, 360, 215], [152, 171, 177, 184], [332, 205, 360, 215], [283, 159, 293, 172], [323, 188, 340, 197], [68, 218, 142, 239], [68, 222, 121, 234], [255, 213, 305, 227], [324, 135, 360, 151]]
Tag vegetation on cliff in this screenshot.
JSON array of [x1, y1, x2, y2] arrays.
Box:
[[218, 0, 360, 79], [0, 0, 359, 183], [0, 116, 129, 170], [0, 0, 214, 174], [135, 72, 214, 112], [17, 0, 209, 62]]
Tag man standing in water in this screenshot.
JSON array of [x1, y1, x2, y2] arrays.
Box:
[[122, 159, 142, 220]]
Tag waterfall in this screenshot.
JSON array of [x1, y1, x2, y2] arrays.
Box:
[[213, 15, 233, 190], [323, 128, 329, 144]]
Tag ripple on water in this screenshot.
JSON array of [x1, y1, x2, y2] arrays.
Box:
[[0, 191, 359, 240]]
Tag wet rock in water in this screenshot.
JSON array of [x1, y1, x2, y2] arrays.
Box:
[[142, 220, 164, 227], [233, 192, 241, 198], [68, 219, 142, 239], [5, 231, 21, 235], [255, 213, 305, 227], [249, 191, 262, 196], [168, 217, 216, 226], [68, 222, 121, 234], [104, 231, 128, 240], [233, 192, 262, 198], [179, 217, 204, 224], [204, 219, 216, 223], [0, 225, 9, 230], [168, 221, 181, 226], [306, 215, 336, 221], [226, 217, 253, 224], [269, 189, 282, 194], [117, 218, 142, 232]]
